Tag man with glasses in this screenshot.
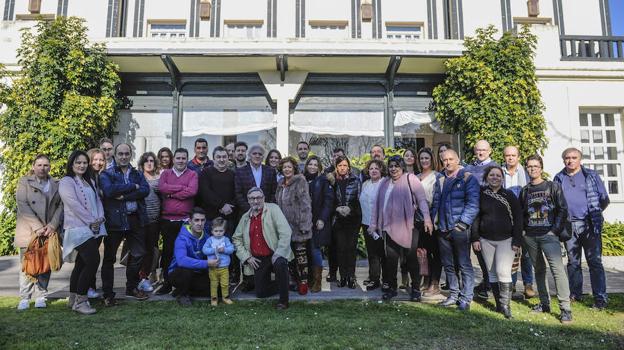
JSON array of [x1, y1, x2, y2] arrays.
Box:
[[554, 147, 610, 310], [520, 155, 573, 323], [99, 138, 116, 170], [232, 187, 293, 310], [100, 143, 150, 305]]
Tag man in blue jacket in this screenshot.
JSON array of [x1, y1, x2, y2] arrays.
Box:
[[554, 147, 610, 310], [100, 143, 150, 305], [432, 148, 480, 311], [168, 207, 218, 306]]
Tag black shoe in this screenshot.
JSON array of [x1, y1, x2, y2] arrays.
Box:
[[155, 283, 172, 295], [366, 280, 381, 291], [570, 295, 583, 303], [362, 279, 372, 286], [441, 283, 449, 291], [103, 296, 118, 307], [337, 277, 347, 288], [240, 280, 255, 293], [382, 290, 398, 300], [347, 277, 356, 289], [126, 288, 149, 301], [171, 288, 181, 298], [531, 303, 551, 313], [176, 295, 192, 307], [457, 300, 471, 311], [410, 287, 422, 302], [474, 283, 489, 300], [326, 273, 337, 283], [381, 282, 391, 293], [275, 302, 289, 310], [591, 301, 607, 310], [438, 297, 457, 307], [560, 310, 573, 324]]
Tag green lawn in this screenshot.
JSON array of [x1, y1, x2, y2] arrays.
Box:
[[1, 295, 623, 349]]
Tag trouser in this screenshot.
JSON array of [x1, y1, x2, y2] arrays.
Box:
[[310, 237, 323, 267], [475, 248, 489, 286], [419, 229, 442, 281], [565, 219, 608, 304], [328, 230, 338, 277], [334, 222, 359, 279], [524, 233, 571, 311], [209, 267, 230, 298], [18, 248, 51, 300], [383, 226, 420, 291], [480, 237, 514, 283], [160, 219, 184, 282], [102, 214, 146, 298], [438, 229, 474, 303], [254, 256, 289, 304], [362, 224, 384, 282], [169, 268, 211, 297], [291, 241, 309, 283], [511, 246, 534, 286], [70, 238, 101, 295], [140, 221, 160, 279]]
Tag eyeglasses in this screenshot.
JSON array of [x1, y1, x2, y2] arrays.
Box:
[[247, 196, 264, 201], [117, 152, 131, 156], [101, 147, 113, 152], [251, 152, 263, 156], [388, 164, 401, 169], [526, 165, 542, 169]]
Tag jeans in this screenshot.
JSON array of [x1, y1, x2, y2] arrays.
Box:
[[362, 224, 384, 282], [18, 248, 50, 300], [253, 256, 289, 304], [511, 247, 534, 286], [169, 268, 211, 297], [438, 229, 474, 303], [70, 238, 101, 295], [102, 214, 146, 298], [383, 226, 420, 291], [565, 220, 608, 304], [524, 233, 571, 311], [160, 219, 184, 282]]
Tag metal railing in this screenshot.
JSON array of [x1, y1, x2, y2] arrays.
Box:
[[560, 35, 624, 61]]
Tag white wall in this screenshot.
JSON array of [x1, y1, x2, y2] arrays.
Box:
[[67, 0, 109, 39], [462, 0, 504, 37], [381, 0, 428, 38]]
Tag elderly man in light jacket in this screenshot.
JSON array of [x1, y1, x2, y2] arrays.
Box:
[[232, 187, 293, 310]]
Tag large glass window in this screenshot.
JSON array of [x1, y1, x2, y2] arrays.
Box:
[[579, 111, 624, 199], [392, 97, 453, 152], [182, 96, 276, 155], [290, 96, 384, 165], [115, 96, 173, 164]]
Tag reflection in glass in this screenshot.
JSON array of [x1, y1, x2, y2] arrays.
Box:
[[579, 113, 588, 126], [592, 114, 602, 126]]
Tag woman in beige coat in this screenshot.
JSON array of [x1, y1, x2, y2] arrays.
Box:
[[276, 156, 313, 295], [15, 154, 63, 310]]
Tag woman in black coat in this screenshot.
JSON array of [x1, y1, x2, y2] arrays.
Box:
[[303, 155, 334, 293]]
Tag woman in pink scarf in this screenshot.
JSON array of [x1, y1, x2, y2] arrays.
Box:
[[368, 155, 433, 301]]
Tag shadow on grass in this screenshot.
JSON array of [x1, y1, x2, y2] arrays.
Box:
[[0, 295, 623, 349]]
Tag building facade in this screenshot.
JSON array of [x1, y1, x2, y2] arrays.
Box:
[[1, 0, 623, 221]]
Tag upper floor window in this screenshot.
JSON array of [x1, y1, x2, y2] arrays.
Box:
[[579, 111, 624, 199], [224, 20, 263, 39], [149, 22, 186, 38], [308, 20, 349, 39], [385, 23, 423, 40]]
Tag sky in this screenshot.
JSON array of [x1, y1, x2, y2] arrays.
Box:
[[612, 0, 624, 35]]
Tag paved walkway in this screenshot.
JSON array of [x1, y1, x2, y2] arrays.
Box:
[[1, 254, 623, 302]]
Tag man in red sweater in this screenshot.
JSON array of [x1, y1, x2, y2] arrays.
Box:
[[156, 148, 198, 295]]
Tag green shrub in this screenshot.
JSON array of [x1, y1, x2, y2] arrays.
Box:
[[602, 222, 624, 256]]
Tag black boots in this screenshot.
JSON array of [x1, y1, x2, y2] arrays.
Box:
[[490, 282, 502, 312], [499, 282, 513, 319]]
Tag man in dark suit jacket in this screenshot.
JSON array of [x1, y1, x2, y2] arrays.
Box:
[[235, 144, 277, 215]]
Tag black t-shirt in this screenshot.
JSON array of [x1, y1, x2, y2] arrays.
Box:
[[523, 181, 555, 236]]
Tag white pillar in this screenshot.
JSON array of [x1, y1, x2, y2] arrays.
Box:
[[259, 71, 308, 156]]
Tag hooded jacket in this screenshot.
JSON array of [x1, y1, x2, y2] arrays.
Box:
[[168, 224, 209, 273]]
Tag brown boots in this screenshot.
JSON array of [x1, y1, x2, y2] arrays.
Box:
[[311, 267, 323, 293]]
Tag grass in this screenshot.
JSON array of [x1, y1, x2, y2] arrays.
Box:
[[1, 295, 623, 349]]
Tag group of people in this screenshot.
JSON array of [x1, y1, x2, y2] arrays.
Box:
[[15, 137, 610, 322]]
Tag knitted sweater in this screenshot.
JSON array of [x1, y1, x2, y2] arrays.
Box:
[[159, 168, 198, 220]]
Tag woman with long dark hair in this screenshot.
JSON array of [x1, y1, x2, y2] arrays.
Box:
[[59, 150, 106, 314], [327, 155, 362, 288], [303, 155, 334, 293], [265, 149, 283, 182], [157, 147, 174, 171], [137, 152, 161, 293]]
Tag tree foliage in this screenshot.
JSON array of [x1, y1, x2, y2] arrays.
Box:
[[0, 17, 122, 254], [431, 25, 547, 163]]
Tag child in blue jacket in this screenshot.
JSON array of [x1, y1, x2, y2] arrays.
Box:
[[202, 217, 235, 305]]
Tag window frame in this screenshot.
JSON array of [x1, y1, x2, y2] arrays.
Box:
[[148, 20, 188, 39]]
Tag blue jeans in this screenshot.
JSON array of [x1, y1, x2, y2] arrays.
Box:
[[511, 247, 534, 286], [438, 229, 474, 303], [565, 220, 608, 304]]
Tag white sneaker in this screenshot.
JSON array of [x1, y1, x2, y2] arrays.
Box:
[[34, 297, 47, 308], [138, 278, 154, 292], [17, 299, 30, 310], [87, 288, 100, 299]]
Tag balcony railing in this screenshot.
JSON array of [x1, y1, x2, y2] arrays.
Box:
[[560, 35, 624, 61]]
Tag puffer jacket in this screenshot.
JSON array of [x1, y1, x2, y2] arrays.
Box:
[[431, 168, 480, 232], [276, 174, 313, 242], [307, 173, 334, 246], [100, 166, 150, 230], [327, 172, 362, 225], [168, 224, 209, 273]]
